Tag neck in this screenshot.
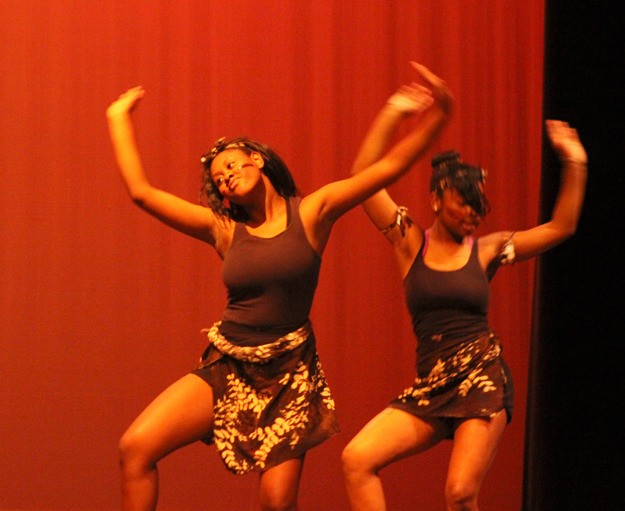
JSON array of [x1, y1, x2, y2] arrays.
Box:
[[429, 219, 465, 245], [245, 191, 287, 228]]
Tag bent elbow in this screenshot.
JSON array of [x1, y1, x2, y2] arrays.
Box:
[[131, 194, 146, 208], [561, 216, 582, 240], [552, 222, 579, 247], [125, 183, 151, 208], [552, 210, 583, 241], [564, 224, 579, 239]]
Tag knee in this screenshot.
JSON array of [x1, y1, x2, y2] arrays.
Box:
[[445, 480, 478, 511], [341, 441, 374, 480], [118, 428, 153, 473], [118, 430, 137, 470], [259, 488, 298, 511], [259, 500, 297, 511]]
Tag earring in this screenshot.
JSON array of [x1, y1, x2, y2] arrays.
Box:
[[433, 205, 439, 212]]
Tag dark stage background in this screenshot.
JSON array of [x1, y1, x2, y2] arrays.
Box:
[[2, 1, 618, 510], [524, 2, 625, 510]]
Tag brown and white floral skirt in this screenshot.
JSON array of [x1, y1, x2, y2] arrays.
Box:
[[191, 320, 339, 475], [389, 331, 514, 428]]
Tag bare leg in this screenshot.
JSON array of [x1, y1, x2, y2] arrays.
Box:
[[258, 455, 305, 511], [444, 411, 507, 511], [342, 408, 448, 511], [118, 374, 214, 511]]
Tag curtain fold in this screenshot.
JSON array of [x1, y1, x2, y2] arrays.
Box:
[[0, 1, 543, 509]]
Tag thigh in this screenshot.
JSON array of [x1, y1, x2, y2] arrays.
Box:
[[122, 373, 215, 461], [346, 407, 448, 472], [447, 411, 507, 489], [258, 455, 305, 509]]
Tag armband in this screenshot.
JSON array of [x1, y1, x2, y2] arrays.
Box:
[[381, 206, 412, 237], [499, 233, 516, 265]]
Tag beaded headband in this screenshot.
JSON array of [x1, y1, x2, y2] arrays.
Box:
[[200, 137, 246, 166]]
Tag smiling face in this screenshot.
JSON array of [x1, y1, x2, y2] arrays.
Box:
[[200, 137, 297, 221], [433, 187, 482, 238], [210, 148, 265, 203]]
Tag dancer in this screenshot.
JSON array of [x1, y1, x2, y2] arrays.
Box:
[[106, 62, 453, 511], [342, 85, 587, 510]]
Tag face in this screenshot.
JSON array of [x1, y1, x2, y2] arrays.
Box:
[[210, 149, 264, 202], [436, 188, 481, 237]]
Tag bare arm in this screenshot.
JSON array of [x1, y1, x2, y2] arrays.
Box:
[[301, 62, 453, 249], [349, 74, 442, 236], [510, 120, 588, 261], [106, 87, 220, 247]]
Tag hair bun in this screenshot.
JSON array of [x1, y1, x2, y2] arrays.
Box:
[[431, 150, 461, 169]]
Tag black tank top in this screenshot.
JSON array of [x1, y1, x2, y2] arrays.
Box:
[[221, 196, 321, 330], [404, 232, 490, 367]]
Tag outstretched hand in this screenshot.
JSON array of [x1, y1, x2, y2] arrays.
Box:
[[411, 62, 454, 113], [387, 83, 434, 115], [546, 120, 587, 164], [386, 62, 453, 116], [106, 86, 145, 119]]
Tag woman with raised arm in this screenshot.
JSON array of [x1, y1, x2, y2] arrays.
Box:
[[106, 62, 452, 511], [341, 85, 587, 510]]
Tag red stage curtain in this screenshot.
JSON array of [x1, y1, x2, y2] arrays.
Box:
[[0, 1, 543, 509]]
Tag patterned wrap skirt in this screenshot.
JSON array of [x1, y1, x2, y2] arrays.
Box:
[[389, 331, 514, 434], [190, 320, 339, 475]]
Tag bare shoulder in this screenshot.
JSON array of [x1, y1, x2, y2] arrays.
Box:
[[298, 191, 335, 231], [478, 231, 514, 265], [298, 192, 320, 217]]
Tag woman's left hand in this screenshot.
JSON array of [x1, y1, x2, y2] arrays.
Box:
[[106, 86, 146, 119], [546, 119, 587, 164], [410, 62, 454, 113], [386, 83, 434, 115]]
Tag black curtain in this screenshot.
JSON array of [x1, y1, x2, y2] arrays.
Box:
[[524, 3, 625, 510]]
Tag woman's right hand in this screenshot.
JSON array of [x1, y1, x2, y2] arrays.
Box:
[[106, 86, 145, 119]]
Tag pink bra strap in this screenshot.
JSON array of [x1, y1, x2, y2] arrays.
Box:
[[423, 229, 430, 256]]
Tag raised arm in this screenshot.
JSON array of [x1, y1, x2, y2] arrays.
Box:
[[350, 63, 452, 203], [510, 120, 588, 261], [303, 63, 452, 232], [349, 65, 447, 236], [107, 87, 218, 246], [351, 82, 435, 177]]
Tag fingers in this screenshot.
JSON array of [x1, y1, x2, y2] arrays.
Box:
[[546, 119, 579, 141], [410, 62, 442, 87], [119, 86, 145, 106], [546, 119, 575, 132], [119, 85, 145, 101], [401, 83, 432, 95], [546, 119, 568, 131], [410, 61, 431, 78], [545, 119, 587, 163], [106, 86, 145, 118], [409, 61, 453, 112], [387, 85, 434, 114], [398, 83, 433, 104]]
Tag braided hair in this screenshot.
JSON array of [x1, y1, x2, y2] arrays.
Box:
[[430, 150, 490, 218]]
